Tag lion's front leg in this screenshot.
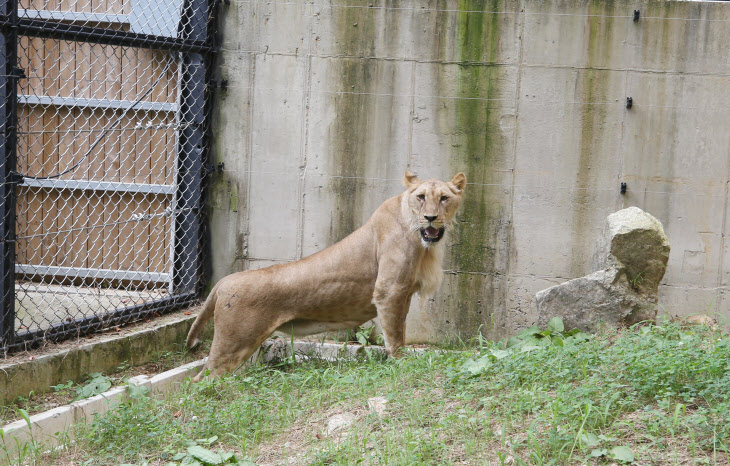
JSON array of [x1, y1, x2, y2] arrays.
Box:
[[373, 283, 412, 357]]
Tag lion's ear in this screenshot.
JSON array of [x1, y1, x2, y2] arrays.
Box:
[[450, 172, 467, 193], [403, 170, 420, 188]]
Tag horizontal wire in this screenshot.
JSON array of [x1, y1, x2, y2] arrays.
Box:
[[18, 100, 178, 110], [8, 168, 182, 185], [215, 169, 729, 197], [11, 166, 727, 199], [17, 122, 191, 135], [231, 85, 730, 111], [6, 166, 728, 198], [226, 46, 730, 79], [11, 82, 730, 111], [16, 284, 169, 296], [237, 0, 730, 22], [15, 174, 175, 181], [16, 206, 193, 240]]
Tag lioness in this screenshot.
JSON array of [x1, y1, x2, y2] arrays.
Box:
[[187, 170, 466, 381]]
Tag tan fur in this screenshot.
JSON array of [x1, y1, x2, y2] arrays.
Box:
[[187, 171, 466, 381]]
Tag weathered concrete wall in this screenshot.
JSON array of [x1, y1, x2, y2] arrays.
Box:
[[209, 0, 730, 343]]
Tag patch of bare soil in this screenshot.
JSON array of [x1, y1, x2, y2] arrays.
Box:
[[254, 403, 370, 466]]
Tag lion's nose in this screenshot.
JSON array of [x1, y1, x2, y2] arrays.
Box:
[[424, 215, 437, 222]]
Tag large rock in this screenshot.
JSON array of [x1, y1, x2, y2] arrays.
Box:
[[536, 267, 658, 332], [605, 207, 670, 295], [537, 207, 670, 332]]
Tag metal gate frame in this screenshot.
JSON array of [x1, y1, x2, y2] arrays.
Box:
[[0, 0, 218, 353]]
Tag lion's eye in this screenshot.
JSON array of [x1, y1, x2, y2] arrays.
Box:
[[416, 194, 425, 201], [440, 195, 448, 202]]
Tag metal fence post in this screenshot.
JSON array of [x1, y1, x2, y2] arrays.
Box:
[[173, 0, 208, 295], [0, 0, 17, 352]]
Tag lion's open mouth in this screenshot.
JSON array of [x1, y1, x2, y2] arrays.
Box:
[[420, 226, 445, 243]]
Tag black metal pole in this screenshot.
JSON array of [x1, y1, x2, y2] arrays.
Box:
[[173, 0, 208, 295], [0, 0, 17, 352]]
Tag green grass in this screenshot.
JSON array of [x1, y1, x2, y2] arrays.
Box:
[[4, 320, 730, 465], [0, 343, 211, 427]]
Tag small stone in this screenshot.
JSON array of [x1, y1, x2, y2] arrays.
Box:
[[677, 314, 719, 330], [326, 413, 356, 435], [367, 396, 389, 417]]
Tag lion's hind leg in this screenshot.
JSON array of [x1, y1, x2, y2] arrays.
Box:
[[193, 332, 272, 382], [192, 307, 285, 382]]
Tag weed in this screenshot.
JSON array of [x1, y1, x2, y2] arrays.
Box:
[[0, 409, 41, 466], [50, 380, 73, 392], [73, 373, 112, 402], [354, 325, 384, 346], [160, 436, 249, 465], [629, 271, 645, 290]]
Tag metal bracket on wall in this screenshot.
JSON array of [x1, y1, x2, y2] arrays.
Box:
[[621, 182, 627, 195], [626, 97, 633, 109], [633, 10, 640, 22], [205, 162, 224, 176]]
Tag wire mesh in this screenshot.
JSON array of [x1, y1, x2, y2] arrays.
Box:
[[2, 0, 214, 352]]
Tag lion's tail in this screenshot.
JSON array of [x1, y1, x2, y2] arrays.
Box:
[[186, 283, 219, 349]]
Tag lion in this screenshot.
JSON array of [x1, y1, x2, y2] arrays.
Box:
[[186, 170, 466, 381]]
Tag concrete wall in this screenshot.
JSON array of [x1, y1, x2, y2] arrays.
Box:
[[208, 0, 730, 342]]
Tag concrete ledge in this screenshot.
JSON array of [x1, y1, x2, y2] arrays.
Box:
[[259, 339, 387, 362], [0, 311, 207, 405]]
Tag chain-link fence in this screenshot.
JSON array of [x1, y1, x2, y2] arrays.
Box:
[[0, 0, 217, 353]]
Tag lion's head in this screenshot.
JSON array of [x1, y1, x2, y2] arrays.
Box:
[[402, 170, 466, 247]]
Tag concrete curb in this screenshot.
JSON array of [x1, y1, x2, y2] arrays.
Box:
[[0, 340, 388, 455], [0, 312, 205, 406], [0, 359, 206, 453]]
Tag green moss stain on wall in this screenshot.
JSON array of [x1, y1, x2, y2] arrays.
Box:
[[328, 5, 404, 244], [328, 7, 377, 244], [438, 0, 506, 338], [328, 59, 370, 243], [570, 2, 614, 277], [210, 90, 248, 278]]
